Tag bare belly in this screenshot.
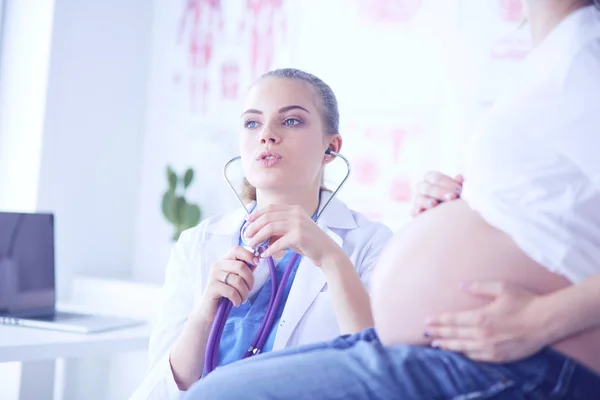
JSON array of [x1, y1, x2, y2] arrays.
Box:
[[371, 199, 600, 375]]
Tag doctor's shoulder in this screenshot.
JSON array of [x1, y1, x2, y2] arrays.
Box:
[[339, 205, 394, 272]]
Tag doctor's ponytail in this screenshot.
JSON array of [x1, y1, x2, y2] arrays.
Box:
[[241, 68, 340, 203]]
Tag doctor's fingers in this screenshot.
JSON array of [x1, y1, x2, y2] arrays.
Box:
[[212, 260, 255, 292], [223, 246, 259, 267], [242, 211, 291, 239], [211, 280, 247, 307], [248, 221, 295, 249]]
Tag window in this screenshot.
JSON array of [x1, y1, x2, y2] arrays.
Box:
[[0, 0, 4, 76], [0, 0, 4, 47]]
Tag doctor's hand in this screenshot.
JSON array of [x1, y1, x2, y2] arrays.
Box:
[[423, 281, 548, 363], [243, 204, 340, 267], [411, 172, 464, 217], [196, 246, 257, 322]]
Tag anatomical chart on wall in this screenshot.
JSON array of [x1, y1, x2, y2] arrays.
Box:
[[356, 0, 424, 25], [306, 0, 450, 227], [326, 109, 441, 229], [172, 0, 295, 144]]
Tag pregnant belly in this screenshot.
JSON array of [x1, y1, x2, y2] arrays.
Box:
[[371, 199, 600, 375]]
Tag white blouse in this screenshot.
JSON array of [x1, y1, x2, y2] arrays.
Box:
[[461, 5, 600, 283]]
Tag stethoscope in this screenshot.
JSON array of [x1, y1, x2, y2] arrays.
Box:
[[203, 148, 351, 375]]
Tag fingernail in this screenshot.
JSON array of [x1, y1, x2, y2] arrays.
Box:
[[443, 193, 455, 201], [427, 199, 436, 207], [245, 214, 251, 221], [253, 257, 260, 265]]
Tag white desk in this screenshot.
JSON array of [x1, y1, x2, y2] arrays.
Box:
[[0, 322, 151, 363], [0, 322, 152, 400], [0, 276, 161, 399]]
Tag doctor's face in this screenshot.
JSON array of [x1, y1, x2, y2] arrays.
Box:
[[240, 77, 340, 194]]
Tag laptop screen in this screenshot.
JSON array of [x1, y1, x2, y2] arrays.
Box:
[[0, 212, 56, 316]]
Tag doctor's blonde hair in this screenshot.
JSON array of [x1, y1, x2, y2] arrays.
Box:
[[241, 68, 340, 202]]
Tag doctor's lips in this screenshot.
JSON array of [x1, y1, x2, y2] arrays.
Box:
[[256, 150, 282, 167]]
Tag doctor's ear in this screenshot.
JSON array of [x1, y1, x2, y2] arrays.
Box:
[[323, 135, 342, 162]]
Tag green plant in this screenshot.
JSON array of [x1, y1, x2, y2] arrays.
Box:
[[161, 165, 202, 241]]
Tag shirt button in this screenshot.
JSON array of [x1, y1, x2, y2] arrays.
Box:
[[279, 320, 285, 327]]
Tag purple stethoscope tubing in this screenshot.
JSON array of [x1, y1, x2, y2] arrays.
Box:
[[203, 149, 350, 376]]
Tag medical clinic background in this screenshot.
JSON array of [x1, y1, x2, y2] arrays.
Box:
[[0, 0, 530, 399]]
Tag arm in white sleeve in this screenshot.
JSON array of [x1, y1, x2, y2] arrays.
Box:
[[357, 222, 394, 294], [129, 226, 202, 400]]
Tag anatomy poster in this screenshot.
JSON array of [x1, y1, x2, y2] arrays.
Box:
[[324, 110, 441, 228], [172, 0, 295, 129], [357, 0, 424, 24], [160, 0, 534, 230], [176, 0, 225, 115]]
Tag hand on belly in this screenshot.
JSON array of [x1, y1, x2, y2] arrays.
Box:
[[423, 281, 547, 362], [370, 200, 570, 347]]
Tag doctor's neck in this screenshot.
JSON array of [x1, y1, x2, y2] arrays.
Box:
[[525, 0, 591, 46], [255, 183, 321, 217]]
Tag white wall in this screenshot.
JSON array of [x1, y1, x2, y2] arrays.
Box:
[[36, 0, 153, 299], [0, 0, 55, 213], [0, 0, 155, 397]]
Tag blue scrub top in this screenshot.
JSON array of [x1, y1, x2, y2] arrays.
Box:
[[216, 205, 318, 367], [216, 245, 301, 367]]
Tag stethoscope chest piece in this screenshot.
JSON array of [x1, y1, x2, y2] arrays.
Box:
[[240, 221, 269, 252]]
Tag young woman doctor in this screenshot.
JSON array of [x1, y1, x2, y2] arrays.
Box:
[[130, 68, 392, 399]]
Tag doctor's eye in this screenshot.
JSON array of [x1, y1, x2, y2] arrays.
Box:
[[244, 120, 260, 129], [282, 118, 302, 127]]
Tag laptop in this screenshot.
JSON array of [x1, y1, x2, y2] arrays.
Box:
[[0, 211, 145, 333]]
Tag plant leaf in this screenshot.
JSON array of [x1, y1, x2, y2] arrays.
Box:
[[161, 190, 177, 224], [184, 204, 201, 228], [167, 166, 177, 191], [175, 196, 187, 226], [183, 168, 194, 189]]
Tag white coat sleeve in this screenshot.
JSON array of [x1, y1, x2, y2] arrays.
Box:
[[554, 39, 600, 183], [355, 222, 393, 294], [129, 225, 203, 400]]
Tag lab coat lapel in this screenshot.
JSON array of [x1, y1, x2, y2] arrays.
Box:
[[202, 206, 249, 283], [273, 193, 356, 349]]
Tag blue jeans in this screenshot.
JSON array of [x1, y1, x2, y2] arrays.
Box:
[[184, 328, 600, 399]]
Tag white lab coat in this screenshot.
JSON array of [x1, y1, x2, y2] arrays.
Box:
[[130, 192, 393, 399]]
